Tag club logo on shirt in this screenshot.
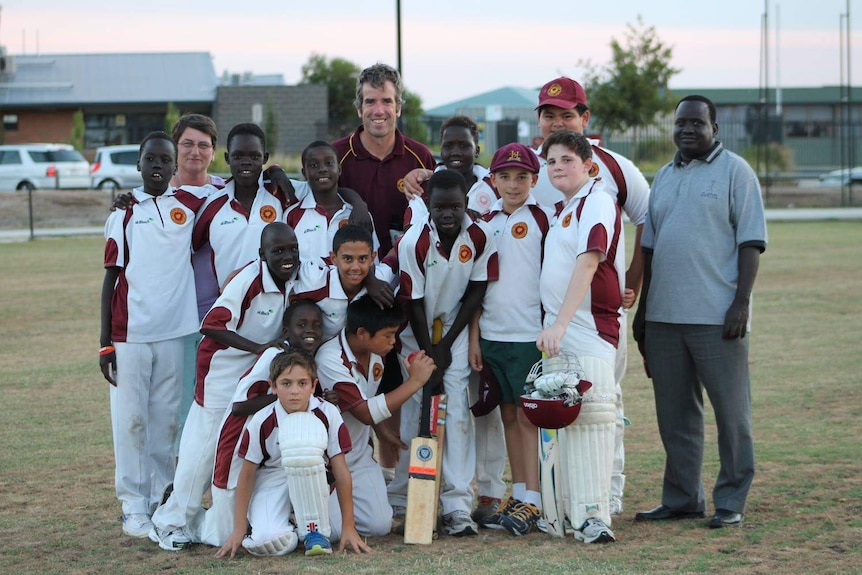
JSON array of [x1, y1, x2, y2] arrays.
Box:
[[338, 219, 350, 229], [170, 208, 187, 225], [134, 217, 154, 224], [260, 205, 277, 223], [589, 163, 600, 178], [511, 222, 528, 239], [220, 216, 240, 226], [547, 83, 563, 97], [476, 193, 492, 210], [562, 213, 573, 228], [397, 178, 406, 193], [373, 363, 384, 381], [458, 245, 473, 263], [256, 309, 275, 316]]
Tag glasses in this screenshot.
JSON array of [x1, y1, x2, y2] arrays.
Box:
[[179, 140, 213, 151]]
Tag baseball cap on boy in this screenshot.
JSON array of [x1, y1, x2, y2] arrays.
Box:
[[489, 143, 541, 174], [536, 77, 588, 110]]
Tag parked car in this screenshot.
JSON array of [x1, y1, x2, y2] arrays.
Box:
[[90, 144, 143, 192], [0, 143, 90, 191], [818, 167, 862, 187]]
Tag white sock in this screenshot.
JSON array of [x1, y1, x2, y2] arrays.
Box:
[[524, 490, 542, 510], [512, 483, 526, 502]]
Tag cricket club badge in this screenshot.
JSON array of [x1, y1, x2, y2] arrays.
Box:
[[589, 163, 600, 178], [260, 205, 277, 223], [547, 83, 563, 97], [372, 362, 384, 381], [170, 207, 187, 225], [562, 213, 573, 228], [458, 245, 473, 263], [511, 222, 528, 239]]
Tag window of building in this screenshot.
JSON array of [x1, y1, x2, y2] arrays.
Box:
[[3, 114, 18, 131]]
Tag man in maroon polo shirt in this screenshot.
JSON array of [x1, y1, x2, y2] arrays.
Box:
[[333, 63, 435, 256]]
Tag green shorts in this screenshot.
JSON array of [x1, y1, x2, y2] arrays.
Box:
[[479, 339, 542, 405]]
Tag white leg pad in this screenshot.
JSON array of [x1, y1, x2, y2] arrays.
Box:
[[279, 411, 331, 539], [242, 531, 298, 556]]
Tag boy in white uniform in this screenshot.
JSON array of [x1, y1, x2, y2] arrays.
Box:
[[199, 300, 324, 547], [536, 130, 624, 544], [99, 132, 206, 537], [149, 223, 301, 550], [388, 169, 499, 537], [216, 349, 371, 558], [317, 296, 436, 536], [468, 143, 554, 535]]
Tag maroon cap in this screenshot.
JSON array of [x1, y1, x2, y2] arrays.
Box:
[[536, 77, 588, 110], [470, 365, 502, 417], [489, 143, 541, 173]]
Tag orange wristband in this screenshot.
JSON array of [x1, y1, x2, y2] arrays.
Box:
[[99, 346, 115, 356]]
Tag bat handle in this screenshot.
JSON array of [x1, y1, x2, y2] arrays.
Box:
[[432, 318, 443, 345]]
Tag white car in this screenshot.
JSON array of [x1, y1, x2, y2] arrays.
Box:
[[90, 144, 143, 192], [0, 143, 90, 191], [818, 167, 862, 187]]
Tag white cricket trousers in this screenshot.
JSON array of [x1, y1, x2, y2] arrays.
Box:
[[468, 371, 507, 500], [346, 449, 393, 536], [111, 339, 183, 515], [152, 401, 225, 533], [388, 332, 475, 515]]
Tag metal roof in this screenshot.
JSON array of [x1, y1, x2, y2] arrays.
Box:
[[0, 52, 218, 106], [426, 86, 540, 117]]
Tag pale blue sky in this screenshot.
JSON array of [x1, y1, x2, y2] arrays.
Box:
[[3, 0, 859, 107]]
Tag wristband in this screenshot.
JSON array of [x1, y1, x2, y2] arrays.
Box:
[[99, 346, 115, 356], [367, 393, 392, 424]]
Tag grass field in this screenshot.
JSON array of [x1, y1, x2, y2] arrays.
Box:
[[0, 222, 860, 575]]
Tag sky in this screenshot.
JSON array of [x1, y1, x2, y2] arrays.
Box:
[[2, 0, 861, 108]]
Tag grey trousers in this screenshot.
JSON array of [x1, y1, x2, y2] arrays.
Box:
[[645, 322, 755, 514]]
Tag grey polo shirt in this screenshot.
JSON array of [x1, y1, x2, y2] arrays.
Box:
[[641, 142, 768, 326]]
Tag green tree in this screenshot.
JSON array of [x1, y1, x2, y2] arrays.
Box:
[[401, 88, 429, 145], [70, 109, 85, 151], [164, 102, 180, 134], [581, 16, 679, 163], [301, 53, 361, 139]]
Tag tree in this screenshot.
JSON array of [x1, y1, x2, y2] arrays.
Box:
[[580, 16, 679, 163], [401, 88, 429, 145], [164, 102, 180, 134], [301, 53, 361, 139], [70, 109, 85, 151]]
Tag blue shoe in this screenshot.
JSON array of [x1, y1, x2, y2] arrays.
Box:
[[304, 530, 332, 556]]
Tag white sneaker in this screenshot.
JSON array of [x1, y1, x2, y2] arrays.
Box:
[[122, 513, 153, 538], [574, 517, 615, 544], [442, 510, 478, 537], [149, 525, 193, 551], [610, 496, 623, 516]]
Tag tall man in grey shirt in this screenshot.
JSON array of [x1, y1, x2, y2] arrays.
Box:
[[632, 95, 767, 529]]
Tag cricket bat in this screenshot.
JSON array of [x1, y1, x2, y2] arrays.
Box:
[[539, 427, 565, 537], [404, 319, 444, 545]]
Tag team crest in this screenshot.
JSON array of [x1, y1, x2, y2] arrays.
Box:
[[372, 363, 384, 381], [511, 222, 528, 239], [547, 83, 563, 97], [562, 213, 573, 228], [259, 205, 276, 223], [397, 178, 406, 193], [339, 219, 350, 229], [458, 245, 473, 263], [508, 149, 522, 163], [170, 208, 187, 225], [589, 163, 600, 178]]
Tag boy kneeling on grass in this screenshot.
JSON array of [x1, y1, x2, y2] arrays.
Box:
[[216, 349, 371, 558]]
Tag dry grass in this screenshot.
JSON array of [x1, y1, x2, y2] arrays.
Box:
[[0, 222, 860, 575]]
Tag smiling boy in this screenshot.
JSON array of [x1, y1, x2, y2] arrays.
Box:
[[100, 132, 206, 538]]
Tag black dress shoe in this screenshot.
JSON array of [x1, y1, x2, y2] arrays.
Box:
[[634, 504, 706, 521], [709, 509, 744, 528]]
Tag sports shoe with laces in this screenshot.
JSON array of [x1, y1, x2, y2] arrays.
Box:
[[122, 513, 153, 538], [478, 497, 517, 530], [574, 517, 616, 544], [442, 510, 478, 537], [471, 495, 502, 523], [499, 501, 541, 536], [303, 530, 333, 556], [149, 525, 193, 551]]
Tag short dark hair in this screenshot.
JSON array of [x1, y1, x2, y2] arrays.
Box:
[[346, 295, 404, 336], [301, 140, 339, 166], [354, 63, 403, 109], [282, 299, 323, 328], [427, 169, 468, 197], [440, 115, 479, 144], [676, 95, 717, 124], [537, 103, 589, 117], [138, 131, 177, 159], [269, 348, 318, 383], [226, 122, 266, 152], [541, 130, 593, 162], [332, 224, 374, 254], [171, 113, 218, 147]]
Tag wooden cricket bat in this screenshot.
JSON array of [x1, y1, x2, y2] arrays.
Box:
[[404, 319, 444, 545], [539, 427, 565, 537]]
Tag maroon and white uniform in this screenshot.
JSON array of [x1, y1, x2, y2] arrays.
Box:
[[316, 330, 392, 536], [104, 185, 206, 517], [388, 213, 498, 517], [332, 126, 435, 255], [239, 397, 351, 543]]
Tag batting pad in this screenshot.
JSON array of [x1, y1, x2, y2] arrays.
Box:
[[561, 355, 616, 531], [279, 412, 331, 539]]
